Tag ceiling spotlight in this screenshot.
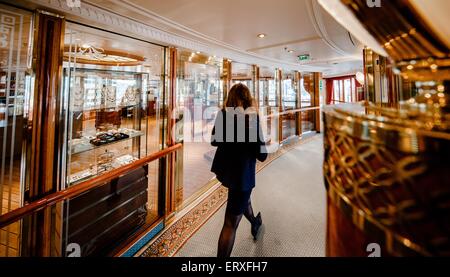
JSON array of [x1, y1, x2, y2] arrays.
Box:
[[288, 50, 294, 53], [257, 33, 267, 39]]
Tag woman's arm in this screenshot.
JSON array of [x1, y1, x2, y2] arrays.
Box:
[[211, 110, 224, 147], [255, 115, 268, 162]]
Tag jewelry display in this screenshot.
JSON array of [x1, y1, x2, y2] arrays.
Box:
[[89, 131, 130, 146], [97, 149, 115, 173], [72, 84, 84, 111], [84, 88, 98, 110], [66, 68, 149, 185], [122, 86, 137, 106], [100, 85, 117, 109], [112, 154, 138, 168], [69, 166, 96, 184]]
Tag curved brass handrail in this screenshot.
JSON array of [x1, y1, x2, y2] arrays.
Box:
[[0, 143, 183, 229]]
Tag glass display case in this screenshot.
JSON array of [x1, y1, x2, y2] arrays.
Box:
[[65, 68, 148, 185], [60, 22, 164, 256]]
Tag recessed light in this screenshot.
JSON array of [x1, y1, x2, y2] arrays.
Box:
[[288, 50, 294, 53], [257, 33, 266, 39], [196, 51, 201, 54]]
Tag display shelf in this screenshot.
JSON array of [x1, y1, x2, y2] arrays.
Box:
[[70, 129, 144, 155]]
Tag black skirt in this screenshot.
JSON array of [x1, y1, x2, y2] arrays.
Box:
[[225, 188, 253, 215]]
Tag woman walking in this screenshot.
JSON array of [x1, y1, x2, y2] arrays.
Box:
[[210, 83, 268, 257]]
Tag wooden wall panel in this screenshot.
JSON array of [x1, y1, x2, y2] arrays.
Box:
[[22, 11, 64, 257]]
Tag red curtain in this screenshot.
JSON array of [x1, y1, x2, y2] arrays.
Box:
[[324, 75, 364, 104], [326, 79, 334, 105]]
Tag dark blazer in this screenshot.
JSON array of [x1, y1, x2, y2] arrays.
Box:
[[210, 108, 268, 191]]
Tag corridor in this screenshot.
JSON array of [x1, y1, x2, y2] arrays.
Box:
[[175, 136, 326, 257]]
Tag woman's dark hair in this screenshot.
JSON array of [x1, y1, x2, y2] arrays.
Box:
[[225, 83, 254, 109]]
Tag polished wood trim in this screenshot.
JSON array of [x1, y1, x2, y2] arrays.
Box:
[[253, 65, 259, 107], [314, 72, 322, 133], [24, 11, 65, 256], [0, 144, 182, 229], [29, 12, 65, 199], [167, 47, 177, 146], [166, 47, 178, 216], [277, 69, 283, 143], [222, 59, 232, 101], [295, 71, 302, 136]]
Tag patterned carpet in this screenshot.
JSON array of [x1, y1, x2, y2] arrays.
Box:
[[175, 136, 326, 257]]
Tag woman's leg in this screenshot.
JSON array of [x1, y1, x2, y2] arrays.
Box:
[[245, 196, 262, 240], [217, 210, 243, 257], [243, 199, 256, 224]]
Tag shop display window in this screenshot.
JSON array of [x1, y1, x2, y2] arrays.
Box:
[[63, 23, 163, 186], [61, 22, 164, 255]]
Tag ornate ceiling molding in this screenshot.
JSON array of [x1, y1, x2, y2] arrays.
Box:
[[25, 0, 320, 72]]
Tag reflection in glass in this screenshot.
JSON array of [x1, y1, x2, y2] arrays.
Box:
[[301, 73, 315, 133], [258, 67, 278, 144], [176, 51, 222, 205], [281, 72, 297, 140]]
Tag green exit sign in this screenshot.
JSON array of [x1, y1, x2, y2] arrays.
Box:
[[298, 54, 310, 61]]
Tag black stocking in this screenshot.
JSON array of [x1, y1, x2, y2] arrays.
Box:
[[243, 200, 256, 225], [217, 210, 243, 257]]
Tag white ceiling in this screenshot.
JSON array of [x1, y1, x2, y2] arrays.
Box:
[[86, 0, 364, 77]]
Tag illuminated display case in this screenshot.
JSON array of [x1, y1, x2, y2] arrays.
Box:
[[59, 22, 164, 256], [65, 68, 148, 185]]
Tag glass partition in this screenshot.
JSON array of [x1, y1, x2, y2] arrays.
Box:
[[0, 4, 34, 257], [281, 71, 298, 140], [301, 73, 315, 133], [176, 50, 222, 205], [258, 67, 279, 144]]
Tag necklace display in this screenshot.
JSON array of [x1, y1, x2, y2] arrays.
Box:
[[101, 85, 116, 108], [124, 87, 137, 106], [72, 84, 84, 111]]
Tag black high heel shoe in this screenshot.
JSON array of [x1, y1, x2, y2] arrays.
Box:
[[251, 212, 262, 241]]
